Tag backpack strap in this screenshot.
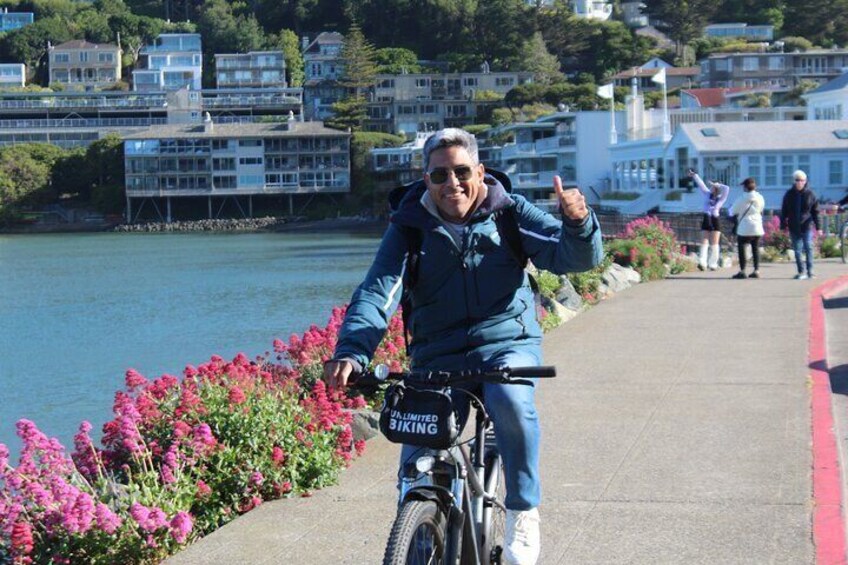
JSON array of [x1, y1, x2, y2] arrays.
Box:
[[398, 225, 422, 351], [493, 205, 528, 269]]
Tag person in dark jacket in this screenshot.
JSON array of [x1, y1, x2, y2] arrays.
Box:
[[780, 169, 820, 279], [323, 128, 604, 565]]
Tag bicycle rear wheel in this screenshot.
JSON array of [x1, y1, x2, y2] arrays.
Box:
[[481, 449, 507, 564], [383, 500, 448, 565]]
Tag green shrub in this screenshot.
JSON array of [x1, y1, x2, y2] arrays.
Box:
[[665, 191, 683, 201], [607, 238, 667, 281], [819, 235, 841, 258], [760, 245, 787, 263]]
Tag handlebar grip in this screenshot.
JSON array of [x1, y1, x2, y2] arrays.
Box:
[[509, 366, 557, 378]]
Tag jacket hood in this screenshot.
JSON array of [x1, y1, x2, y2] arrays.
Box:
[[389, 168, 515, 229]]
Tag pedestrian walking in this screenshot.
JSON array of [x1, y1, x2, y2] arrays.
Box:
[[780, 170, 820, 279]]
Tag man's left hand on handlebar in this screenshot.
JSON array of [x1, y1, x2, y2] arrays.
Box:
[[323, 359, 354, 389]]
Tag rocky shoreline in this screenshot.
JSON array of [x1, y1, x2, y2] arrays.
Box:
[[112, 216, 286, 233]]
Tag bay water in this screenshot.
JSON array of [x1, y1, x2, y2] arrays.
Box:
[[0, 231, 380, 455]]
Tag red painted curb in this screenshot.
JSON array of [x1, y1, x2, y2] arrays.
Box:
[[810, 274, 848, 564]]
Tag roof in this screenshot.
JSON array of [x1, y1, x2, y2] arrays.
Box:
[[681, 87, 750, 107], [612, 66, 700, 80], [123, 121, 350, 140], [304, 32, 344, 54], [53, 40, 119, 50], [808, 72, 848, 95], [676, 120, 848, 153]]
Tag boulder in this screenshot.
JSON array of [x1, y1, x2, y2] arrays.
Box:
[[601, 263, 633, 293], [554, 276, 583, 310], [348, 409, 380, 442]]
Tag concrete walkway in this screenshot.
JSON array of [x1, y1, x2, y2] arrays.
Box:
[[167, 259, 848, 564]]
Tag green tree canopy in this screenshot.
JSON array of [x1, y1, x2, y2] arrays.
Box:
[[521, 32, 564, 85], [374, 47, 420, 74]]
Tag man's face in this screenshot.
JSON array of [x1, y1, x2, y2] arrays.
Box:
[[794, 178, 806, 190], [424, 146, 485, 223]]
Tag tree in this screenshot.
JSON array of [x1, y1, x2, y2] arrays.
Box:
[[470, 0, 530, 69], [328, 23, 377, 132], [374, 47, 420, 74], [640, 0, 720, 56], [521, 32, 564, 85], [269, 29, 304, 87]]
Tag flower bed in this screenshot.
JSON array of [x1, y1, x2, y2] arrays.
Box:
[[0, 306, 408, 564]]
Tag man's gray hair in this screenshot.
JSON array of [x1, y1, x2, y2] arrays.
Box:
[[422, 128, 479, 171]]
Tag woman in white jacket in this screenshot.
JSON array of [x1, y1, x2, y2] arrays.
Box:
[[729, 177, 765, 279]]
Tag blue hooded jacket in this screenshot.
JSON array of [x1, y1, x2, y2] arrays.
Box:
[[333, 172, 604, 371]]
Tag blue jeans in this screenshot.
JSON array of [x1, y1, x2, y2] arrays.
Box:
[[400, 349, 542, 510], [790, 229, 814, 275]]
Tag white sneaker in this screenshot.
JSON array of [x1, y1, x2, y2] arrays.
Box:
[[504, 508, 540, 565], [796, 273, 809, 280]]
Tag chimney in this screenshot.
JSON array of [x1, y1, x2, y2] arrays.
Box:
[[203, 112, 213, 133]]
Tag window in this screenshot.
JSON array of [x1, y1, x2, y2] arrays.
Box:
[[742, 57, 758, 71], [213, 175, 236, 189], [212, 157, 235, 171], [415, 78, 429, 88], [238, 139, 263, 147], [211, 139, 231, 151], [463, 77, 478, 87], [238, 157, 263, 165], [764, 155, 777, 186], [768, 57, 783, 70], [748, 156, 761, 180], [377, 79, 394, 88], [495, 77, 514, 86], [238, 174, 263, 186], [700, 128, 719, 137], [98, 52, 114, 63], [829, 160, 843, 185], [54, 53, 69, 63], [79, 52, 89, 63]]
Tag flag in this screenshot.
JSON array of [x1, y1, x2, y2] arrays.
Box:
[[651, 67, 666, 85], [597, 83, 614, 99]]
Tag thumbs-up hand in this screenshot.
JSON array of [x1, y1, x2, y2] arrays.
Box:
[[554, 175, 589, 222]]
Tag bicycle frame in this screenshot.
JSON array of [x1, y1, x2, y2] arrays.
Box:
[[398, 401, 501, 564]]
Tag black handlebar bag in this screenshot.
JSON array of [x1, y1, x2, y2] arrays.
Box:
[[378, 382, 460, 449]]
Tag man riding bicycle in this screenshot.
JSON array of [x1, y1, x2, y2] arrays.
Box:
[[323, 127, 604, 565]]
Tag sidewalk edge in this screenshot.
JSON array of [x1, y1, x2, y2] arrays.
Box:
[[810, 274, 848, 564]]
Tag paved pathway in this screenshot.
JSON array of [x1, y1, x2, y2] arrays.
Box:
[[167, 259, 848, 564]]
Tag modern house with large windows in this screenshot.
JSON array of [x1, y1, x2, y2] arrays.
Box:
[[123, 118, 350, 221], [364, 69, 534, 135], [302, 32, 345, 120], [214, 51, 286, 89], [699, 49, 848, 89], [0, 9, 33, 32], [133, 33, 202, 92], [48, 40, 122, 90]]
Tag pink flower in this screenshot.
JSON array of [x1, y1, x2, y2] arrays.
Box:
[[250, 471, 264, 486], [271, 446, 286, 466], [170, 511, 193, 544], [95, 503, 122, 534], [11, 521, 34, 556], [125, 368, 147, 390], [228, 386, 246, 406], [196, 480, 212, 499]]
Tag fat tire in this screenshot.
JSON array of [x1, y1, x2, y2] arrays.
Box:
[[383, 500, 448, 565]]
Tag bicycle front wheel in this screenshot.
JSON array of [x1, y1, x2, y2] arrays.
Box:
[[383, 500, 448, 565], [481, 450, 507, 564]]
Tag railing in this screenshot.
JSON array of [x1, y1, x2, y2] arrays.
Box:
[[0, 117, 167, 128], [0, 97, 167, 109]]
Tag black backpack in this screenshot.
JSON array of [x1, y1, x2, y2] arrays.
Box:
[[388, 169, 537, 350]]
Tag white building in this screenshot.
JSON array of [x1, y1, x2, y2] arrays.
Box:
[[133, 33, 202, 92], [0, 64, 25, 88], [215, 51, 286, 89], [124, 119, 350, 221], [571, 0, 612, 20], [803, 72, 847, 120]]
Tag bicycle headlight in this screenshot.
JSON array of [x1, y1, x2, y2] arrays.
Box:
[[415, 455, 435, 473]]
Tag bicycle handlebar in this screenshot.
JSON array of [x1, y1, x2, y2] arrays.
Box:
[[351, 364, 557, 388]]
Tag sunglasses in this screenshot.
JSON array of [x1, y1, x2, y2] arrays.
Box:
[[427, 165, 474, 184], [794, 178, 805, 182]]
